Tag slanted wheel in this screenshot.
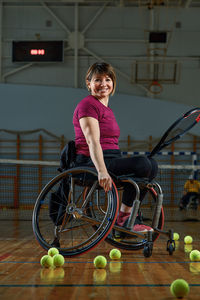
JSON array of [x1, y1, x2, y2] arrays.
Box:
[[32, 167, 119, 257]]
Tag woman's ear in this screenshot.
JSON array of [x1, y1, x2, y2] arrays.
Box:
[[86, 80, 91, 92]]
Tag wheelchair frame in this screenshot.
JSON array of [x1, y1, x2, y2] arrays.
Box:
[[32, 167, 175, 258]]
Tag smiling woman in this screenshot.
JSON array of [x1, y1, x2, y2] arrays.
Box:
[[72, 62, 158, 233]]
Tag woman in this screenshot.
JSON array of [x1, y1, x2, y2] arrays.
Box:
[[73, 62, 158, 232]]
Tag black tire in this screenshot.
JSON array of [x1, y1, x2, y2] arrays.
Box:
[[32, 167, 119, 257], [104, 187, 164, 251], [168, 243, 175, 255]]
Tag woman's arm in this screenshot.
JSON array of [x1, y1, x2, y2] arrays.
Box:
[[79, 116, 112, 192]]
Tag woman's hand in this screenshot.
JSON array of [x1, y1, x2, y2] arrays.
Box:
[[98, 171, 112, 192]]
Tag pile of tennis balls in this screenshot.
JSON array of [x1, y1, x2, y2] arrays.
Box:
[[93, 248, 121, 269], [40, 247, 65, 268], [174, 232, 200, 260]]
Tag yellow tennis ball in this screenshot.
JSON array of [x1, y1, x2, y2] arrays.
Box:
[[40, 255, 53, 268], [53, 254, 65, 267], [173, 233, 180, 241], [93, 255, 107, 269], [48, 247, 59, 257], [170, 279, 190, 298], [184, 235, 193, 244], [189, 250, 200, 262], [109, 248, 121, 260]]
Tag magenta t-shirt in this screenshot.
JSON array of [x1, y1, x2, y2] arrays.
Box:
[[73, 95, 120, 156]]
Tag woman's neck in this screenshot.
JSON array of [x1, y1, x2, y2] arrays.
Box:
[[93, 95, 109, 107]]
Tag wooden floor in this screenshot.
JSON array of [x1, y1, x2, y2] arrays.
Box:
[[0, 219, 200, 300]]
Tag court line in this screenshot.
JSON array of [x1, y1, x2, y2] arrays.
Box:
[[0, 284, 200, 287]]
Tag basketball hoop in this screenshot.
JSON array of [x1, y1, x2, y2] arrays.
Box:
[[148, 80, 163, 95]]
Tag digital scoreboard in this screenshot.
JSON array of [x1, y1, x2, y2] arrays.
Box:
[[12, 41, 64, 62]]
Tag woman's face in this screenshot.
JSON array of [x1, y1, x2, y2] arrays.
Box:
[[87, 73, 113, 100]]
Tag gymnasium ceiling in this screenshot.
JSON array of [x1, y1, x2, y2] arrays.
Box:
[[1, 0, 200, 8], [1, 0, 200, 106]]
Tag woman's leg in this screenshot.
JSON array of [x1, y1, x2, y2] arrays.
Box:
[[107, 156, 158, 231], [107, 155, 158, 207]]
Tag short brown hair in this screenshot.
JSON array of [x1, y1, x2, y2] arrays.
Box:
[[85, 62, 116, 96]]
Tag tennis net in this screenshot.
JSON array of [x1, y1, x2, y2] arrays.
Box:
[[0, 158, 200, 221]]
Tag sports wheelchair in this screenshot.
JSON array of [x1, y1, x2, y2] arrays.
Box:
[[32, 166, 175, 258]]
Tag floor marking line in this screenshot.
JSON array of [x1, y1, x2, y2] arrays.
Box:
[[0, 284, 200, 288]]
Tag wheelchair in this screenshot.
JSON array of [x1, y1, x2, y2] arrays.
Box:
[[32, 166, 175, 258], [186, 193, 200, 210]]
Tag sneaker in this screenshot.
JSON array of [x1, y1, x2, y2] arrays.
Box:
[[133, 224, 153, 233], [115, 211, 153, 235]]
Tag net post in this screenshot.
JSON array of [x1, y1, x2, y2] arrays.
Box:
[[16, 134, 20, 209], [14, 176, 19, 209]]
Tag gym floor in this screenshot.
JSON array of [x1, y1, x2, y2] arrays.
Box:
[[0, 219, 200, 300]]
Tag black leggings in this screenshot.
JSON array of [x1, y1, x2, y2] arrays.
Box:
[[75, 150, 158, 207]]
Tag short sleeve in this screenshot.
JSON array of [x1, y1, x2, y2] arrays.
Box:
[[77, 99, 100, 121]]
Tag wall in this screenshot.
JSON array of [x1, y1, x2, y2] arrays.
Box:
[[1, 83, 198, 141], [1, 4, 200, 106]]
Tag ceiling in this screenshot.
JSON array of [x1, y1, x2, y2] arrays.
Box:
[[1, 0, 200, 8]]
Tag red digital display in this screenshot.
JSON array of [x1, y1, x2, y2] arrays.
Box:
[[12, 41, 63, 62], [30, 49, 45, 55]]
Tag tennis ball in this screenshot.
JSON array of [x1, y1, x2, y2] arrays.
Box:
[[93, 255, 107, 269], [53, 254, 65, 267], [93, 269, 107, 283], [40, 255, 53, 268], [184, 235, 193, 244], [189, 249, 200, 262], [109, 248, 121, 260], [170, 279, 190, 298], [48, 247, 59, 257], [173, 233, 180, 241]]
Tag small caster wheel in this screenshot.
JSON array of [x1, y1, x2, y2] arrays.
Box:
[[168, 243, 175, 255], [143, 245, 152, 257], [167, 239, 175, 255]]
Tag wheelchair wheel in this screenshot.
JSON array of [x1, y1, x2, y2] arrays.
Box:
[[104, 187, 164, 251], [32, 167, 119, 257]]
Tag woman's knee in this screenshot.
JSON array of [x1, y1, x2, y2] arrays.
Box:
[[148, 157, 158, 180]]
